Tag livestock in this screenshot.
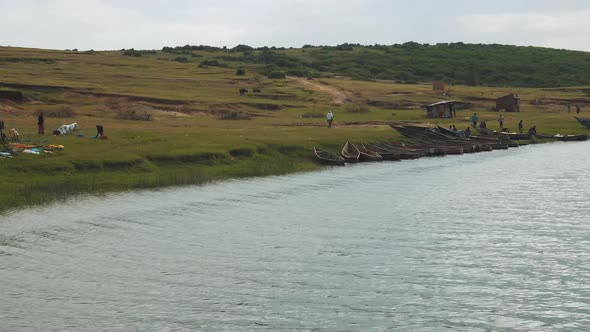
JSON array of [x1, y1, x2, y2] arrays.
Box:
[[239, 88, 248, 96], [56, 122, 80, 135], [8, 128, 19, 142]]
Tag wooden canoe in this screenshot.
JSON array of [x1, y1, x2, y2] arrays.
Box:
[[313, 147, 345, 166], [355, 143, 383, 162], [574, 116, 590, 128], [341, 141, 360, 163], [535, 133, 588, 141], [365, 144, 401, 161]]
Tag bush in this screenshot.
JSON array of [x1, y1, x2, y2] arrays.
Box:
[[268, 71, 286, 79], [218, 111, 251, 120], [236, 67, 246, 76], [301, 112, 325, 118], [345, 102, 370, 113], [174, 57, 190, 63], [116, 109, 152, 121], [45, 107, 75, 118]]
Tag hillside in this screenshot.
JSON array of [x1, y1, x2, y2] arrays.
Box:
[[159, 43, 590, 88], [1, 45, 589, 212]]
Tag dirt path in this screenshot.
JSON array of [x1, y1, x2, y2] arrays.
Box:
[[290, 77, 350, 105]]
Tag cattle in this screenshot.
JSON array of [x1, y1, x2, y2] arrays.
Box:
[[239, 88, 248, 96], [8, 128, 19, 142], [253, 88, 261, 93], [56, 122, 80, 135]]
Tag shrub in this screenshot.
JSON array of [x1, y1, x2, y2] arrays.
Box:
[[236, 67, 246, 76], [301, 112, 325, 118], [116, 109, 152, 121], [45, 107, 75, 118], [199, 60, 220, 68], [345, 102, 370, 113], [218, 111, 251, 120], [174, 57, 190, 63], [268, 71, 286, 79]]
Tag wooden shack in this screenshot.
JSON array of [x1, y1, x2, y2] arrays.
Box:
[[495, 94, 520, 112], [426, 100, 455, 118], [432, 81, 447, 91]]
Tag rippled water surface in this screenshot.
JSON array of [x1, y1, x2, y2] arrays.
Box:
[[1, 142, 590, 331]]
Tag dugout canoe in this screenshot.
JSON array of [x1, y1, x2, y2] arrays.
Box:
[[313, 147, 345, 166], [355, 143, 383, 162], [574, 116, 590, 128], [341, 141, 360, 163]]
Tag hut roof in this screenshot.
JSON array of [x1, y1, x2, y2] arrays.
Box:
[[427, 100, 455, 107]]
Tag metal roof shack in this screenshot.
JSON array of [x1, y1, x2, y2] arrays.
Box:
[[495, 94, 520, 112], [426, 100, 455, 118]]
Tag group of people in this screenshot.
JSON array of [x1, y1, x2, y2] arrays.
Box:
[[471, 112, 537, 135], [1, 112, 106, 143]]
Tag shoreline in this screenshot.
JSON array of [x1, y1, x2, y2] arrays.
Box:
[[1, 135, 555, 215]]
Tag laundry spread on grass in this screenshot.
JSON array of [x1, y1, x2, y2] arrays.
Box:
[[0, 143, 64, 158]]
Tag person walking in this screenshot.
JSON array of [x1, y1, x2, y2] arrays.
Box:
[[518, 120, 524, 133], [326, 110, 334, 128], [471, 113, 478, 126], [498, 114, 504, 130], [37, 112, 45, 136]]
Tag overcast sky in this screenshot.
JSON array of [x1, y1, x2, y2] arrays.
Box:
[[1, 0, 590, 51]]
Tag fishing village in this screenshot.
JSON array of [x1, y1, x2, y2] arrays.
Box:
[[4, 2, 590, 331], [1, 44, 590, 212]]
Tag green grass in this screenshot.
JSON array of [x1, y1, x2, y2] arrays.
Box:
[[1, 46, 589, 213]]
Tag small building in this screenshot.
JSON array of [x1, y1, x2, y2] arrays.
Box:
[[495, 94, 520, 112], [426, 100, 455, 118], [432, 81, 447, 91]]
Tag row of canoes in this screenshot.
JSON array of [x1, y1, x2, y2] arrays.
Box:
[[313, 121, 588, 166]]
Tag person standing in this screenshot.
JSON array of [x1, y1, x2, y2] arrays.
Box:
[[95, 125, 104, 138], [498, 114, 504, 129], [518, 120, 524, 133], [576, 104, 581, 114], [326, 110, 334, 128], [37, 112, 45, 136], [471, 113, 478, 126]]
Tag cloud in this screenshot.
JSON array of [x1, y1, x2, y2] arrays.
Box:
[[1, 0, 590, 51], [458, 10, 590, 50]]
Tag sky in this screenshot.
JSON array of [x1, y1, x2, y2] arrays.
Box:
[[1, 0, 590, 51]]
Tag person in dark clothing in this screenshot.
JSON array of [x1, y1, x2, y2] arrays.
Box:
[[528, 126, 537, 136], [37, 113, 45, 136], [95, 125, 104, 138], [576, 104, 581, 114], [518, 120, 523, 133]]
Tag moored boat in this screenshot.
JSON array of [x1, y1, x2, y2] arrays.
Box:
[[341, 141, 360, 163], [574, 116, 590, 128], [313, 147, 345, 166], [499, 132, 531, 140], [355, 143, 383, 162], [535, 133, 588, 141], [365, 144, 401, 161]]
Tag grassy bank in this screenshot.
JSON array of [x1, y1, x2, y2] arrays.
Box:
[[1, 46, 590, 213]]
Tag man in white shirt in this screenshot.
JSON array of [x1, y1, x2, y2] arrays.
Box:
[[326, 111, 334, 128]]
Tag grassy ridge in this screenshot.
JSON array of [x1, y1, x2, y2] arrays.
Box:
[[1, 46, 589, 213]]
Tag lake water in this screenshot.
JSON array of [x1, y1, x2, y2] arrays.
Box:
[[1, 142, 589, 331]]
